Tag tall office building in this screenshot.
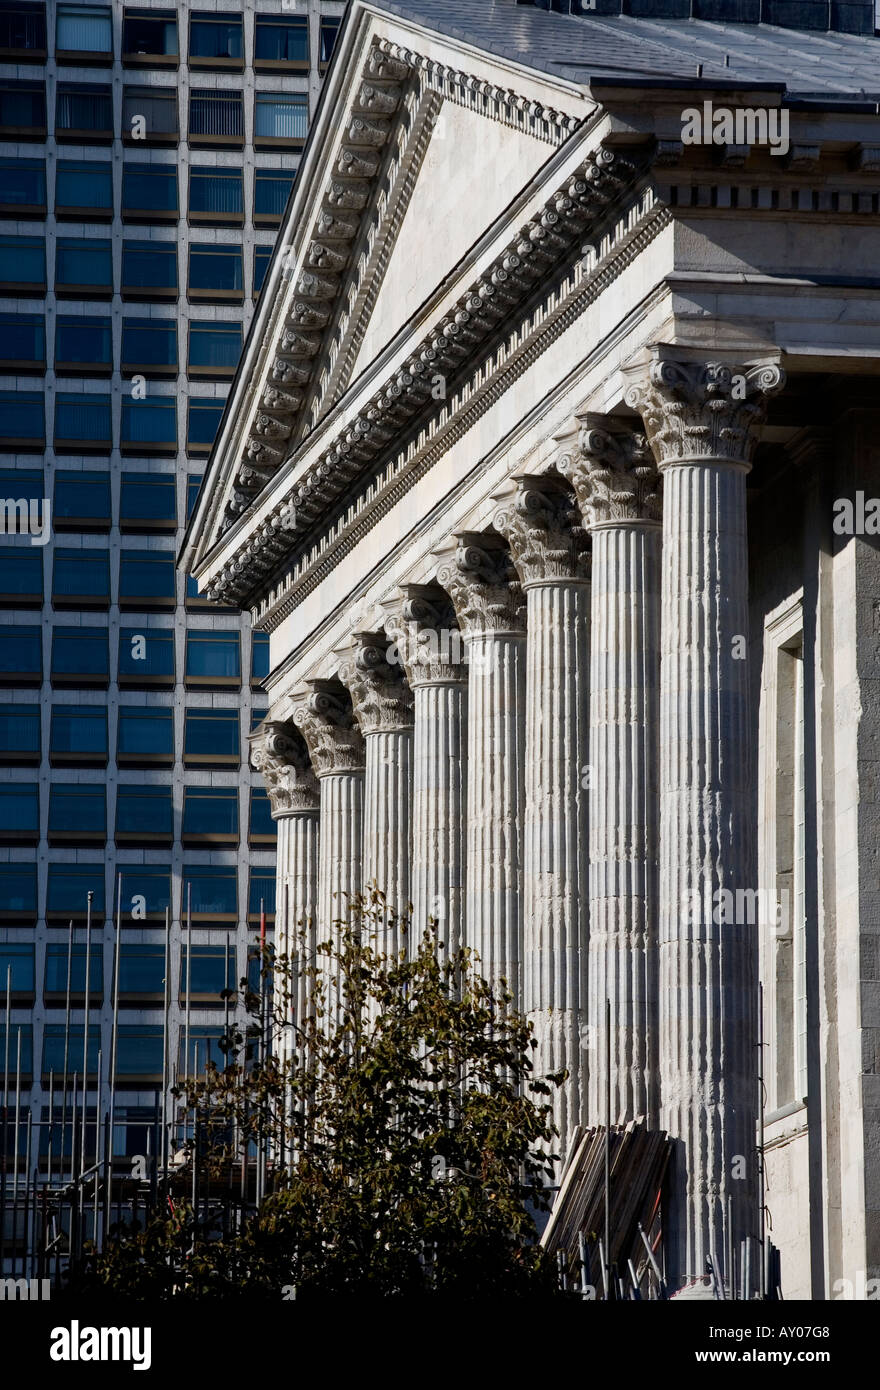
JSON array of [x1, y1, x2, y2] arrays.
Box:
[[0, 0, 344, 1263]]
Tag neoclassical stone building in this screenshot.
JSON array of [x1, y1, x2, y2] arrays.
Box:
[[182, 0, 880, 1299]]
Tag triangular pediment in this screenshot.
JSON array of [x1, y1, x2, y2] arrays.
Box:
[[183, 0, 590, 585]]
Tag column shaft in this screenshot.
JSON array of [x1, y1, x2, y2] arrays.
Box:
[[411, 680, 467, 955], [362, 727, 412, 956]]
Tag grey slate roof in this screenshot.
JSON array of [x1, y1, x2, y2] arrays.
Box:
[[368, 0, 880, 99]]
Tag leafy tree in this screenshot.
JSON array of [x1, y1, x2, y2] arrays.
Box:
[[75, 893, 563, 1299]]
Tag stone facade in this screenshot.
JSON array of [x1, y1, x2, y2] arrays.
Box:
[[184, 1, 880, 1298]]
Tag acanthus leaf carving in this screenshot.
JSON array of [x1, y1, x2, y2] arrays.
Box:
[[293, 682, 365, 776], [437, 534, 526, 637], [625, 358, 785, 469], [561, 414, 661, 526], [249, 720, 319, 815], [492, 475, 591, 585], [339, 632, 414, 734]]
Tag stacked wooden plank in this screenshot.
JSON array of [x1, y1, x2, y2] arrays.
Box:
[[541, 1119, 671, 1281]]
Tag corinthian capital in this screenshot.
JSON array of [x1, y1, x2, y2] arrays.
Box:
[[491, 475, 590, 586], [561, 415, 661, 527], [624, 356, 784, 470], [384, 585, 467, 687], [339, 632, 414, 734], [436, 533, 526, 637], [292, 680, 365, 776], [249, 721, 320, 815]]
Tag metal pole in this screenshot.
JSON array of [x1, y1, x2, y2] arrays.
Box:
[[61, 919, 73, 1200], [1, 963, 11, 1272], [80, 891, 93, 1188], [12, 1028, 21, 1272], [758, 980, 766, 1300], [105, 874, 122, 1231], [604, 995, 611, 1295], [161, 905, 170, 1187], [727, 1191, 735, 1301], [93, 1047, 102, 1249], [184, 884, 192, 1095], [22, 1109, 31, 1277]]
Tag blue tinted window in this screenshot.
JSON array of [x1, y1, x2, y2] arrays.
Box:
[[0, 783, 39, 836], [178, 1027, 227, 1072], [50, 704, 107, 757], [187, 400, 223, 449], [189, 15, 241, 58], [118, 866, 171, 917], [55, 317, 112, 367], [51, 626, 108, 678], [0, 704, 40, 756], [254, 92, 307, 140], [55, 394, 112, 445], [56, 6, 112, 55], [0, 314, 44, 363], [248, 869, 275, 916], [251, 631, 270, 680], [44, 945, 102, 996], [180, 944, 234, 995], [182, 785, 238, 836], [122, 10, 177, 58], [48, 783, 105, 835], [189, 166, 242, 216], [185, 630, 240, 679], [0, 157, 46, 207], [117, 705, 173, 757], [188, 320, 242, 370], [122, 239, 176, 291], [255, 16, 307, 61], [0, 550, 42, 599], [56, 238, 111, 290], [117, 1026, 163, 1075], [119, 550, 176, 600], [43, 1025, 101, 1076], [120, 472, 176, 526], [189, 244, 242, 291], [116, 783, 172, 836], [0, 945, 35, 993], [253, 245, 271, 293], [0, 863, 38, 915], [184, 707, 239, 758], [253, 168, 294, 217], [47, 862, 105, 914], [319, 18, 339, 63], [122, 163, 177, 213], [56, 82, 112, 133], [189, 89, 242, 137], [0, 392, 44, 441], [56, 160, 112, 211], [54, 471, 111, 524], [0, 80, 45, 129], [121, 395, 176, 447], [182, 864, 237, 915], [118, 626, 175, 678], [118, 945, 165, 994], [249, 787, 275, 838], [0, 235, 45, 284], [122, 317, 177, 367], [0, 625, 41, 677], [52, 548, 110, 600], [186, 474, 203, 517]]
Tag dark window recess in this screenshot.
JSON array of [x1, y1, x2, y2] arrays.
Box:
[[43, 1026, 100, 1078], [254, 92, 307, 144], [319, 17, 340, 65], [188, 320, 242, 375], [0, 945, 35, 999], [122, 86, 178, 142], [55, 238, 112, 296], [255, 15, 308, 64], [253, 168, 294, 222], [122, 163, 178, 218], [44, 944, 102, 1001], [182, 785, 239, 842], [118, 549, 177, 609], [179, 1028, 228, 1074], [52, 547, 110, 608], [182, 865, 237, 919], [0, 235, 45, 290], [0, 625, 42, 685], [0, 550, 42, 607], [120, 473, 177, 533], [54, 394, 112, 450], [46, 862, 104, 919], [117, 706, 173, 766], [253, 245, 272, 295], [0, 4, 47, 57], [56, 160, 112, 217], [117, 626, 175, 687], [121, 317, 177, 374], [185, 630, 240, 686], [249, 786, 276, 844], [189, 13, 242, 61], [0, 703, 41, 764], [251, 631, 270, 683], [0, 158, 46, 214], [184, 707, 239, 764], [187, 475, 203, 518], [189, 244, 243, 298], [118, 945, 165, 998], [54, 471, 111, 531], [187, 400, 224, 454], [115, 783, 173, 842], [121, 240, 177, 297], [49, 704, 107, 765], [0, 864, 38, 922], [121, 395, 177, 454], [180, 943, 235, 999], [55, 317, 112, 373], [0, 313, 44, 368], [122, 8, 177, 62], [50, 627, 109, 688], [48, 782, 106, 844], [118, 866, 171, 920], [55, 83, 113, 139], [0, 782, 39, 843], [188, 166, 243, 222], [56, 5, 112, 59], [0, 391, 44, 446], [0, 81, 46, 135], [248, 869, 276, 920], [189, 90, 243, 141]]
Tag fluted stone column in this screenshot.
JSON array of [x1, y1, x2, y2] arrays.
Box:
[[493, 476, 591, 1144], [439, 534, 526, 1003], [340, 632, 414, 959], [385, 585, 467, 956], [249, 720, 319, 1056], [626, 354, 784, 1292], [293, 681, 365, 947], [562, 420, 662, 1132]]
